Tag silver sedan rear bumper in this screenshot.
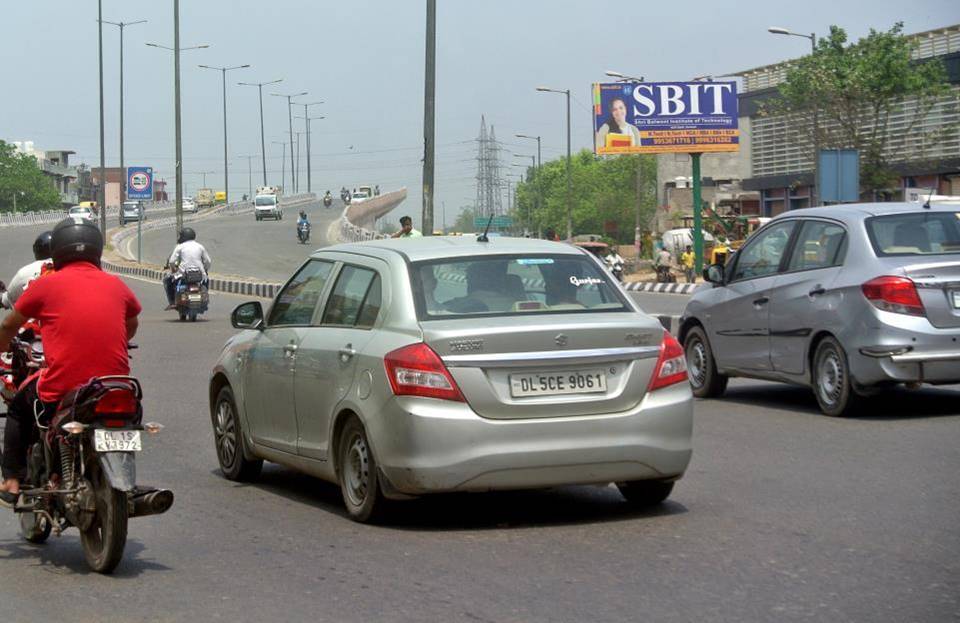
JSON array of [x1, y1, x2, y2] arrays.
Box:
[[368, 383, 693, 496]]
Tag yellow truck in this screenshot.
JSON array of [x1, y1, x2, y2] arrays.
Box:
[[215, 191, 227, 203]]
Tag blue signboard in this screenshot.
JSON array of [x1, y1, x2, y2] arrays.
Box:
[[818, 149, 860, 203], [592, 82, 739, 155], [126, 166, 153, 200]]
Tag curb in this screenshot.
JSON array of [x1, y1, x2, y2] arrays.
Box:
[[622, 282, 698, 294]]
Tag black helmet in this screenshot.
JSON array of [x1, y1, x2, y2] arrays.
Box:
[[33, 231, 53, 261], [51, 217, 103, 269], [178, 227, 196, 244]]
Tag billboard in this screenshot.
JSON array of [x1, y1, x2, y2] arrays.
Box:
[[592, 82, 739, 155], [126, 166, 153, 200]]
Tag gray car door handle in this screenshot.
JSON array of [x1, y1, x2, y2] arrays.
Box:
[[283, 344, 298, 357], [808, 287, 826, 296], [753, 296, 769, 306], [338, 345, 356, 361]]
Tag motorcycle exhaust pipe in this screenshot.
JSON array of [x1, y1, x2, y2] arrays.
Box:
[[129, 488, 175, 518]]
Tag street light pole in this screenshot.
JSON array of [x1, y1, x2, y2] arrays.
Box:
[[199, 64, 249, 206], [422, 0, 437, 236], [146, 24, 210, 238], [272, 91, 308, 194], [516, 134, 542, 236], [769, 27, 819, 207], [239, 78, 283, 187], [536, 87, 572, 240], [296, 110, 324, 195], [100, 19, 147, 206], [272, 141, 287, 191], [97, 0, 106, 236]]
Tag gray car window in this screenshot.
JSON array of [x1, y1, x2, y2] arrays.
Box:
[[786, 221, 847, 272], [321, 266, 377, 327], [866, 212, 960, 256], [268, 260, 334, 326], [729, 221, 796, 282]]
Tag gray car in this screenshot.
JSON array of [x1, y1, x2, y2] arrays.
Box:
[[120, 200, 146, 225], [680, 202, 960, 416], [210, 237, 693, 521]]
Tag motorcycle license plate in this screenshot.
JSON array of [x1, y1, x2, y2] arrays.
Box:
[[509, 369, 607, 398], [188, 294, 202, 301], [94, 429, 142, 452]]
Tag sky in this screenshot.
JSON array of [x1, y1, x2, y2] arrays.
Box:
[[1, 0, 957, 229]]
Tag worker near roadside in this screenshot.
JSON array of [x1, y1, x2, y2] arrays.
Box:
[[681, 245, 696, 283]]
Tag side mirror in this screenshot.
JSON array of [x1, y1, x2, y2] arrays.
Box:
[[231, 301, 264, 330], [704, 263, 725, 285]]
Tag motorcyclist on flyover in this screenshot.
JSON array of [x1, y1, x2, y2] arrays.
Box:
[[163, 227, 212, 311], [0, 217, 142, 507], [1, 231, 54, 310], [297, 210, 311, 241]]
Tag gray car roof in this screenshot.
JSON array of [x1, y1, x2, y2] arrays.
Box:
[[317, 236, 588, 262], [770, 201, 959, 223]]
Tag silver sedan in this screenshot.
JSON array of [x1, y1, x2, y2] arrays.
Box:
[[209, 237, 693, 521], [680, 202, 960, 416]]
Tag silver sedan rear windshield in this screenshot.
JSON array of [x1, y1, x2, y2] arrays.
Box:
[[866, 212, 960, 256], [411, 255, 628, 319]]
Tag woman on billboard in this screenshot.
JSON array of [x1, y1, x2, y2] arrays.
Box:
[[595, 97, 641, 151]]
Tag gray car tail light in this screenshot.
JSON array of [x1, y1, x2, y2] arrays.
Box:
[[384, 343, 466, 402], [861, 276, 926, 317]]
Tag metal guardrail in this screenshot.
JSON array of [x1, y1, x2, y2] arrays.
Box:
[[337, 188, 406, 242], [0, 201, 177, 228]]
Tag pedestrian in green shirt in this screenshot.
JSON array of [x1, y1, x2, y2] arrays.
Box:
[[392, 215, 423, 238]]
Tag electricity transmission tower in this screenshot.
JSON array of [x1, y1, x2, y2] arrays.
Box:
[[475, 116, 504, 218]]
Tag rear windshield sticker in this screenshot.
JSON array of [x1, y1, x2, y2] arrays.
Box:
[[517, 258, 555, 265], [570, 276, 604, 286]]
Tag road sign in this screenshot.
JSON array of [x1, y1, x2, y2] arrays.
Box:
[[819, 149, 859, 203], [127, 166, 153, 200], [474, 215, 513, 228]]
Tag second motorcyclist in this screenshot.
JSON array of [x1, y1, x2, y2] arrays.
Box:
[[163, 227, 212, 310], [1, 231, 54, 310]]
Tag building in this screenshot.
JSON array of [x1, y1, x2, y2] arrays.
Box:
[[657, 23, 960, 223], [11, 141, 80, 207], [739, 24, 960, 215]]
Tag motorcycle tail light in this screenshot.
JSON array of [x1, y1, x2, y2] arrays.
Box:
[[95, 389, 138, 415], [102, 419, 127, 428]]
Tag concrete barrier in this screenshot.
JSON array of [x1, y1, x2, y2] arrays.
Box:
[[337, 188, 407, 242]]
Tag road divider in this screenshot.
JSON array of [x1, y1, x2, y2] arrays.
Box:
[[623, 281, 699, 294]]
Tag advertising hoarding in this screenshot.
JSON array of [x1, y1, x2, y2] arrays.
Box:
[[592, 82, 739, 155]]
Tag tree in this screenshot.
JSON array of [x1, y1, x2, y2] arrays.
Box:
[[0, 140, 62, 212], [513, 151, 657, 243], [452, 206, 476, 233], [767, 23, 950, 196]]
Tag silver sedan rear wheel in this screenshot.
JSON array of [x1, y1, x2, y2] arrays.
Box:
[[813, 337, 856, 417], [338, 417, 386, 522]]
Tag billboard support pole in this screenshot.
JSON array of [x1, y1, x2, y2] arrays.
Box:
[[691, 152, 703, 275]]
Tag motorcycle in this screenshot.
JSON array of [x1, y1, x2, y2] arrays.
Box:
[[297, 221, 311, 244], [606, 258, 625, 282], [323, 193, 332, 208], [13, 364, 173, 574], [655, 264, 677, 283], [174, 266, 209, 322]]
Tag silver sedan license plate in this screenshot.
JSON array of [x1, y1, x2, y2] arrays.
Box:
[[94, 429, 142, 452], [510, 369, 607, 397]]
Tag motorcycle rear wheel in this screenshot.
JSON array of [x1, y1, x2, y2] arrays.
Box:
[[80, 461, 128, 574]]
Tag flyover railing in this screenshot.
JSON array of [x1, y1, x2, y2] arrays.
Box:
[[338, 188, 407, 242]]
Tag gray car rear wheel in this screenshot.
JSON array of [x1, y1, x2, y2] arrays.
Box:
[[338, 417, 386, 523], [683, 326, 728, 398], [617, 480, 674, 507], [813, 337, 857, 417]]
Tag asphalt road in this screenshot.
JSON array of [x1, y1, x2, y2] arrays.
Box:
[[135, 198, 344, 282], [0, 223, 957, 622]]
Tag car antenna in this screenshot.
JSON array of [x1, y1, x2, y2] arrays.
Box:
[[477, 215, 494, 242], [922, 186, 934, 209]]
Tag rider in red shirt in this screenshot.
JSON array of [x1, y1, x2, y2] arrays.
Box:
[[0, 217, 141, 506]]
